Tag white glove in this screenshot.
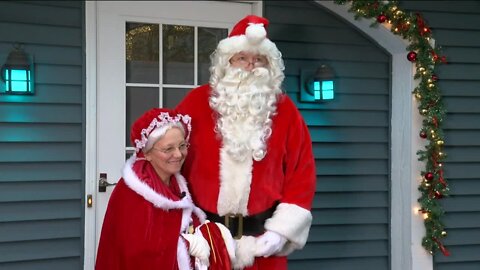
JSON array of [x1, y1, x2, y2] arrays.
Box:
[[233, 235, 256, 269], [182, 232, 210, 267], [254, 230, 287, 257]]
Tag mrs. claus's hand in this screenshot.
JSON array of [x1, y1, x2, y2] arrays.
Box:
[[182, 233, 210, 266]]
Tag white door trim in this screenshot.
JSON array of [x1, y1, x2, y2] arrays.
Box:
[[84, 1, 97, 269], [316, 2, 431, 270]]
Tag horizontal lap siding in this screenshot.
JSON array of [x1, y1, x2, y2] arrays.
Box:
[[265, 1, 391, 269], [399, 1, 480, 269], [0, 1, 84, 269]]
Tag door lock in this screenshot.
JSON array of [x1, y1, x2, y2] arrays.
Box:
[[98, 173, 117, 192]]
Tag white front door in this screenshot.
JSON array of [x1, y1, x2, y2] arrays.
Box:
[[86, 0, 260, 267]]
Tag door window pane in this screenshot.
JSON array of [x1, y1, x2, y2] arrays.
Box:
[[163, 88, 191, 109], [126, 23, 159, 83], [126, 86, 159, 146], [198, 27, 228, 85], [163, 24, 194, 85]]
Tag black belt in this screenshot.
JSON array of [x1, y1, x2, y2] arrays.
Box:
[[205, 204, 277, 239]]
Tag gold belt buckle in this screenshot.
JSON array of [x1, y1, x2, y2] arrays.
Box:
[[225, 214, 243, 239]]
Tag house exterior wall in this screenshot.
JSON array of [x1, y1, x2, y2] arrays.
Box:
[[264, 1, 392, 269], [0, 1, 85, 269], [398, 2, 480, 270], [264, 0, 480, 269]]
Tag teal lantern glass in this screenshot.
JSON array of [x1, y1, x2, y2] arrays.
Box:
[[301, 64, 335, 102], [1, 45, 34, 95], [312, 64, 334, 101]]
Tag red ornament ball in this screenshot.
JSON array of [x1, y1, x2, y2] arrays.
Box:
[[434, 191, 444, 199], [407, 51, 417, 62], [377, 14, 387, 23], [420, 130, 427, 139], [424, 172, 434, 182], [431, 74, 438, 82]]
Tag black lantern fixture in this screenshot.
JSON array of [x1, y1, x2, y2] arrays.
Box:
[[300, 64, 335, 102], [1, 44, 34, 95]]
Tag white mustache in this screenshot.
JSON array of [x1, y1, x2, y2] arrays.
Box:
[[224, 67, 269, 81]]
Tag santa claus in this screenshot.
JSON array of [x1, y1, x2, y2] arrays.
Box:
[[176, 15, 316, 270]]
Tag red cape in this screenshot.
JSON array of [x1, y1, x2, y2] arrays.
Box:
[[96, 157, 205, 270]]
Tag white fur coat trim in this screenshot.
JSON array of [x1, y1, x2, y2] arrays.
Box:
[[177, 237, 192, 270], [217, 148, 253, 216], [123, 155, 207, 270], [123, 156, 206, 228], [264, 203, 312, 255]]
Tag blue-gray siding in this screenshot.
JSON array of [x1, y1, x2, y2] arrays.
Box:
[[0, 1, 84, 269], [265, 1, 391, 269], [265, 0, 480, 269], [399, 2, 480, 270]]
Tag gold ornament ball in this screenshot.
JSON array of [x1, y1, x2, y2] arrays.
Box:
[[415, 93, 422, 100], [436, 140, 444, 146], [428, 83, 435, 88], [441, 231, 447, 237], [421, 109, 428, 115]]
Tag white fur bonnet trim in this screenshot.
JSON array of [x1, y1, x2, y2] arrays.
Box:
[[134, 112, 192, 153]]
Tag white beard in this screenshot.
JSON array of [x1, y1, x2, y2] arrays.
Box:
[[209, 66, 281, 162]]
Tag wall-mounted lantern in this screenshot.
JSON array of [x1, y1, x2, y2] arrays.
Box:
[[1, 44, 34, 95], [300, 64, 335, 102]]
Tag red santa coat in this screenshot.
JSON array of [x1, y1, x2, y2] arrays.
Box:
[[95, 156, 206, 270], [176, 85, 316, 268]]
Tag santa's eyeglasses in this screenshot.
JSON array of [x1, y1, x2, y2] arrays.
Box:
[[229, 53, 268, 68]]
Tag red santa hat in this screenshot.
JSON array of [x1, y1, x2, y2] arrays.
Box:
[[130, 108, 192, 153], [216, 15, 283, 64]]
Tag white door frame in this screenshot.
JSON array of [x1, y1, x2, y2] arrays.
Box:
[[316, 2, 431, 270], [84, 1, 262, 269], [84, 2, 97, 268]]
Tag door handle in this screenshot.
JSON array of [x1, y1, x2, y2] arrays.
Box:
[[98, 173, 117, 192]]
